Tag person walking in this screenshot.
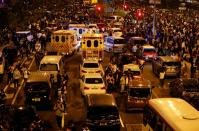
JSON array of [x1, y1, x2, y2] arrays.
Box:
[[13, 66, 21, 89], [159, 67, 165, 87], [120, 73, 128, 93], [23, 66, 29, 83], [54, 99, 65, 130]]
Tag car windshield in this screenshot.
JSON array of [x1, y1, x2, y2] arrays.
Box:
[[143, 48, 156, 53], [114, 39, 126, 44], [25, 82, 50, 93], [85, 78, 103, 84], [183, 80, 199, 92], [88, 106, 119, 119], [40, 64, 58, 71], [133, 39, 145, 45], [83, 63, 99, 68], [163, 62, 180, 67], [128, 88, 151, 97]]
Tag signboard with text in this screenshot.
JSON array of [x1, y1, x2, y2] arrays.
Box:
[[149, 0, 161, 4]]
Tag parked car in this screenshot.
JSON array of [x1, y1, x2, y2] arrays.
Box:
[[85, 94, 121, 131], [169, 78, 199, 109], [80, 59, 104, 77], [24, 71, 52, 107], [152, 56, 181, 78], [79, 73, 106, 96]]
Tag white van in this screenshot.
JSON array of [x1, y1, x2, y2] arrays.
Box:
[[39, 55, 64, 82], [104, 36, 127, 53]]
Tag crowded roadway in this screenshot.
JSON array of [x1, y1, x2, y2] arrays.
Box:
[[0, 2, 199, 131]]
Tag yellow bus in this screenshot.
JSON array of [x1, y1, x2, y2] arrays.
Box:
[[81, 33, 104, 61], [143, 98, 199, 131], [50, 30, 79, 55]]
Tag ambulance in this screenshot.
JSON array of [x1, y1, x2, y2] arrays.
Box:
[[50, 30, 80, 55], [81, 33, 104, 61], [68, 24, 88, 40]]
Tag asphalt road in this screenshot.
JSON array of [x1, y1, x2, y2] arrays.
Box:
[[4, 50, 173, 131]]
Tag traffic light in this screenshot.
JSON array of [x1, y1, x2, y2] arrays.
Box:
[[123, 4, 128, 10], [95, 5, 103, 13], [135, 9, 144, 19]]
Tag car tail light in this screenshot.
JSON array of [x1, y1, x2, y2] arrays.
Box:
[[101, 86, 106, 89], [84, 87, 90, 90], [81, 70, 87, 73]]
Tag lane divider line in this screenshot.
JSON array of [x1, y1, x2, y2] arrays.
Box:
[[119, 114, 125, 128], [11, 56, 35, 105]]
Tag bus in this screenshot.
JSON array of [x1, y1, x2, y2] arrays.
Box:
[[50, 30, 79, 55], [143, 98, 199, 131], [81, 33, 104, 61]]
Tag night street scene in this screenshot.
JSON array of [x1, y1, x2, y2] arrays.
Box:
[[0, 0, 199, 130]]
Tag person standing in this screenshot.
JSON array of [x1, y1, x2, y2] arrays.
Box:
[[54, 99, 65, 130], [23, 66, 29, 83], [13, 66, 21, 89], [120, 73, 128, 93], [159, 67, 165, 87]]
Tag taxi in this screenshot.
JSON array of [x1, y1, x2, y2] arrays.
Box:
[[80, 59, 104, 77], [142, 45, 157, 61], [79, 73, 106, 96], [123, 63, 142, 79]]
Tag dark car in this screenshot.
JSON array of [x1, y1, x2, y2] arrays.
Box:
[[0, 105, 46, 131], [169, 78, 199, 109], [152, 56, 181, 78], [24, 72, 52, 107], [86, 94, 121, 131]]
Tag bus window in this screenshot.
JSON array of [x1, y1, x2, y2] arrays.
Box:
[[61, 36, 65, 42], [94, 40, 98, 47], [87, 40, 91, 47], [55, 36, 59, 42]]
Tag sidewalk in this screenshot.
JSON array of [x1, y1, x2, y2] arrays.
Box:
[[4, 54, 35, 104]]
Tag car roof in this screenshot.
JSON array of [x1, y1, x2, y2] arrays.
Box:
[[130, 36, 145, 40], [123, 64, 140, 71], [84, 73, 102, 78], [142, 45, 155, 49], [27, 71, 50, 83], [107, 36, 124, 39], [83, 59, 99, 63], [87, 94, 117, 107], [159, 56, 180, 62], [40, 55, 62, 64]]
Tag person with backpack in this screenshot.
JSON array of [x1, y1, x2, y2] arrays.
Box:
[[13, 66, 21, 89]]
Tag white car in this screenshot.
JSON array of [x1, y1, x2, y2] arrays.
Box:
[[80, 73, 106, 95], [80, 59, 104, 77], [111, 28, 123, 37]]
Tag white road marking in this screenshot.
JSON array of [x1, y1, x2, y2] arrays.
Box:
[[11, 56, 35, 104], [119, 114, 125, 128]]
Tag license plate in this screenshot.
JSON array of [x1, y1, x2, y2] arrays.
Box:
[[32, 98, 41, 102], [100, 122, 107, 126]]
